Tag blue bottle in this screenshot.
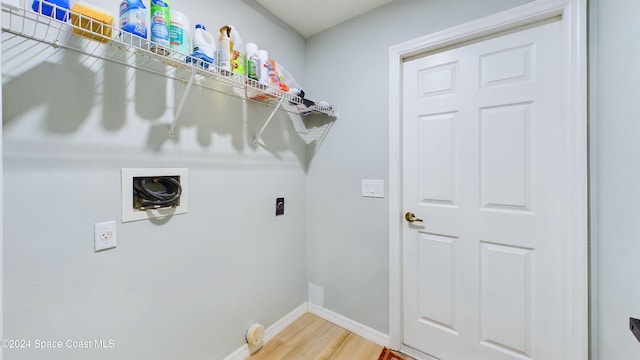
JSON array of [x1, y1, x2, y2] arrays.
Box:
[[120, 0, 148, 39], [32, 0, 70, 22]]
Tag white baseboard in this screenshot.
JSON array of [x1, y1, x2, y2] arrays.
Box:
[[307, 303, 390, 348], [223, 302, 391, 360], [223, 302, 308, 360], [223, 343, 251, 360], [263, 302, 308, 343]]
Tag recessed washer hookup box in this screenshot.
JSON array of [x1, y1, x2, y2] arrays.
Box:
[[630, 317, 640, 343]]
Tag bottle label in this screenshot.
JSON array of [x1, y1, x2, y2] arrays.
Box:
[[218, 40, 231, 71], [120, 8, 147, 39], [170, 26, 184, 46], [150, 0, 169, 46], [247, 55, 260, 80], [231, 51, 245, 75], [150, 10, 169, 45]]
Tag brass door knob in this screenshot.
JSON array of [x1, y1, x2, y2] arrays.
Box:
[[405, 212, 423, 223]]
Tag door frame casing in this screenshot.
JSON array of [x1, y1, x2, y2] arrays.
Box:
[[388, 0, 588, 358]]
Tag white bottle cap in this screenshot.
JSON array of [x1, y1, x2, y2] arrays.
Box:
[[246, 42, 258, 54]]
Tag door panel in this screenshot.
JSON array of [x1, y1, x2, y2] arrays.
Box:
[[417, 233, 457, 333], [479, 103, 532, 212], [402, 19, 564, 360], [418, 112, 458, 207], [479, 242, 532, 356]]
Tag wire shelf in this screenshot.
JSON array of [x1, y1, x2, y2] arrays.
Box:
[[1, 1, 338, 122]]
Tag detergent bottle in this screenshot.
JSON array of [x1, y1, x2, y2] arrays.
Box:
[[218, 25, 232, 73], [187, 24, 216, 68], [229, 26, 246, 76]]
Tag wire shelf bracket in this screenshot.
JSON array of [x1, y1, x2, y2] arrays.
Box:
[[253, 97, 284, 145], [169, 70, 196, 138]]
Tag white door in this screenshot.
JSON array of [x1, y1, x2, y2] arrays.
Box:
[[402, 19, 565, 360]]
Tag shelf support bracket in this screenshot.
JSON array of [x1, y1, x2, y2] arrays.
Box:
[[169, 70, 197, 138], [253, 97, 285, 145]]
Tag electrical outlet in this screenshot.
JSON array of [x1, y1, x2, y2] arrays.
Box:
[[94, 221, 117, 252]]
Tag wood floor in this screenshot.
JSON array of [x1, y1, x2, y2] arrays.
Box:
[[248, 313, 410, 360]]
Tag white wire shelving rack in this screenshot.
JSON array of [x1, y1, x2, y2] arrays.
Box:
[[0, 1, 338, 142]]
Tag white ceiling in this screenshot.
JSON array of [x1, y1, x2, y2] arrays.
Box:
[[256, 0, 395, 38]]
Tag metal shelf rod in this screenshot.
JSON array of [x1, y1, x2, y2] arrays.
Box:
[[170, 70, 196, 138], [253, 97, 285, 145]]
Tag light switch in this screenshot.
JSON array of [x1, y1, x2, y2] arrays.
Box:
[[362, 179, 384, 198]]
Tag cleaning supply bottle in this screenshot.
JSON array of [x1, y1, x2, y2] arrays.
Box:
[[246, 42, 259, 81], [32, 0, 70, 21], [150, 0, 170, 55], [218, 25, 232, 73], [169, 9, 190, 54], [229, 26, 245, 76], [187, 24, 216, 68], [119, 0, 147, 40], [267, 59, 281, 89], [257, 49, 269, 86]]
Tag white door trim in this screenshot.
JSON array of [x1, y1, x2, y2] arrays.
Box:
[[388, 0, 588, 358], [1, 7, 5, 359]]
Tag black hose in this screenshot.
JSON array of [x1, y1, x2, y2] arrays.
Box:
[[133, 177, 182, 209]]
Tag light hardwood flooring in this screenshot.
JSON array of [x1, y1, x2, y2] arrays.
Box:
[[248, 313, 410, 360]]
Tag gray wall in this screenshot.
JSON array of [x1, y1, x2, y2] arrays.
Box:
[[305, 0, 533, 334], [2, 1, 308, 359], [590, 0, 640, 358]]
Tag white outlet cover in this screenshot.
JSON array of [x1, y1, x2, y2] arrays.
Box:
[[94, 221, 117, 252], [121, 168, 189, 223]]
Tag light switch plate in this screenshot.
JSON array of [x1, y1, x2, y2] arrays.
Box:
[[362, 179, 384, 198], [94, 221, 117, 252]]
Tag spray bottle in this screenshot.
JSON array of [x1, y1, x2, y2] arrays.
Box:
[[218, 25, 232, 73], [229, 26, 246, 76]]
